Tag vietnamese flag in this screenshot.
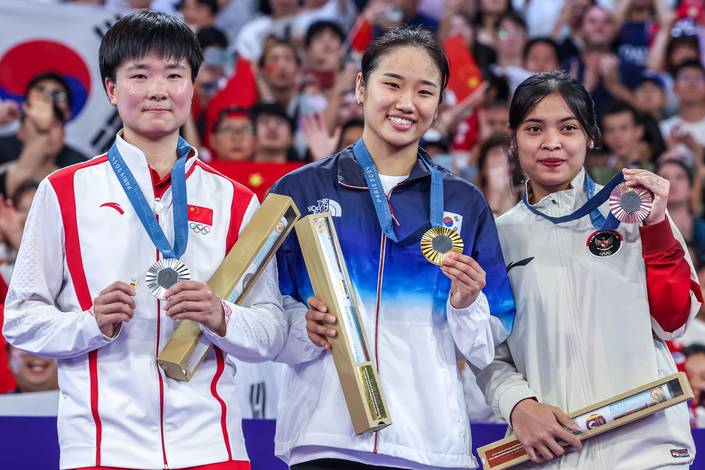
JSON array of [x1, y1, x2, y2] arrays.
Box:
[[443, 35, 483, 103], [187, 204, 214, 226]]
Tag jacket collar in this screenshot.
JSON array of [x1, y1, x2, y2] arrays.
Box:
[[525, 168, 588, 216], [114, 130, 198, 201], [336, 145, 432, 189]]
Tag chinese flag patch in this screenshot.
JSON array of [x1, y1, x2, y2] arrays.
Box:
[[187, 205, 213, 226]]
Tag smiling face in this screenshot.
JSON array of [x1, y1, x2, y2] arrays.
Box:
[[515, 93, 588, 200], [356, 46, 442, 155], [10, 346, 58, 393], [105, 53, 194, 142]]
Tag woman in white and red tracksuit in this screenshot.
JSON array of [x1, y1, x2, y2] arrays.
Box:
[[3, 11, 287, 470], [474, 71, 703, 469]]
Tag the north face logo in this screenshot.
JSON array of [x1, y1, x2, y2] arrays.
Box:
[[307, 198, 342, 217]]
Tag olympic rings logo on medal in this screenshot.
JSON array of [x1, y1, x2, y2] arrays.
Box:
[[190, 222, 211, 235]]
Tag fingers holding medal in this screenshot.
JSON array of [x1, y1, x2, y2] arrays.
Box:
[[441, 253, 486, 310], [93, 281, 136, 338], [622, 168, 668, 225], [164, 280, 226, 337]]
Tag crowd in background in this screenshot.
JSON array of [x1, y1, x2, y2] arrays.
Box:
[[2, 0, 705, 427]]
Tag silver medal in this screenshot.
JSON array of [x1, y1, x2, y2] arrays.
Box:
[[145, 258, 191, 300]]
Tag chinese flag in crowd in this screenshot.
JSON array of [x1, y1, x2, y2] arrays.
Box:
[[209, 161, 304, 202], [443, 35, 484, 103], [443, 35, 484, 151]]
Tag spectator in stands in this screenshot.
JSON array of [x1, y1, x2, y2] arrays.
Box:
[[178, 0, 219, 30], [0, 181, 38, 288], [634, 71, 668, 121], [474, 0, 513, 48], [235, 0, 303, 62], [563, 5, 618, 118], [660, 60, 705, 152], [476, 133, 517, 217], [551, 0, 592, 59], [0, 73, 86, 173], [336, 117, 364, 151], [593, 101, 650, 184], [8, 345, 58, 394], [613, 0, 672, 90], [258, 37, 302, 116], [524, 37, 560, 74], [495, 12, 528, 70], [657, 158, 705, 260], [303, 20, 344, 92], [209, 108, 256, 161], [194, 27, 229, 121], [252, 101, 295, 163]]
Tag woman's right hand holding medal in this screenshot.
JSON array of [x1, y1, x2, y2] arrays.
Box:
[[93, 282, 136, 338], [305, 296, 337, 349]]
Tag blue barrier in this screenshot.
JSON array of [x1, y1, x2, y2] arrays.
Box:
[[0, 418, 702, 469]]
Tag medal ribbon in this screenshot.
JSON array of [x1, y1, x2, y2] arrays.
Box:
[[522, 171, 623, 230], [352, 138, 443, 243], [108, 137, 191, 259]]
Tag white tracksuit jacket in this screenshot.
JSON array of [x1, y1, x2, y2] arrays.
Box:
[[474, 169, 701, 469], [2, 134, 287, 470]]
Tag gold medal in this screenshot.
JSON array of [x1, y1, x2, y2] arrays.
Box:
[[420, 227, 464, 265]]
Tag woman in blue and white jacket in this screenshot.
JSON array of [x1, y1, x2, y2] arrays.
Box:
[[270, 27, 516, 470]]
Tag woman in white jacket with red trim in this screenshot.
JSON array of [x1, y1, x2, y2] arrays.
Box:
[[474, 71, 703, 469]]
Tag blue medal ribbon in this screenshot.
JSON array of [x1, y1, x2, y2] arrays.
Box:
[[108, 137, 191, 259], [352, 138, 443, 243], [522, 170, 623, 230]]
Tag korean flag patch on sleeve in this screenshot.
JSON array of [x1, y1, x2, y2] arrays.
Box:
[[442, 211, 463, 233]]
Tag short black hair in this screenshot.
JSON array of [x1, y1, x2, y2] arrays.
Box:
[[196, 26, 229, 50], [99, 10, 203, 85], [305, 20, 345, 49], [522, 37, 559, 64], [602, 101, 641, 126], [361, 27, 449, 103], [178, 0, 219, 16], [673, 59, 705, 80], [683, 343, 705, 358], [509, 71, 601, 149], [250, 101, 294, 132], [494, 11, 527, 32], [25, 72, 72, 109]]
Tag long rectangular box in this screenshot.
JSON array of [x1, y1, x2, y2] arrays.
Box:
[[295, 212, 392, 434], [478, 372, 693, 469], [157, 193, 300, 381]]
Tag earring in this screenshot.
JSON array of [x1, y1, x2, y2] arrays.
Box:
[[588, 140, 595, 149], [357, 97, 362, 106]]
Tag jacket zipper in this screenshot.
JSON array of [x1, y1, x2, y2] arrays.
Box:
[[155, 205, 170, 470], [372, 232, 387, 454], [372, 185, 401, 454]]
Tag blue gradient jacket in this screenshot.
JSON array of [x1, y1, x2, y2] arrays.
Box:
[[271, 146, 516, 469]]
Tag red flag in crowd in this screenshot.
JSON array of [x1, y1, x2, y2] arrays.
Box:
[[443, 34, 483, 103], [204, 58, 259, 147], [209, 161, 304, 202]]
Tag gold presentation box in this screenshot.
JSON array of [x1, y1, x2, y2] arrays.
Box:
[[295, 212, 391, 435], [478, 372, 693, 469], [157, 193, 300, 381]]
